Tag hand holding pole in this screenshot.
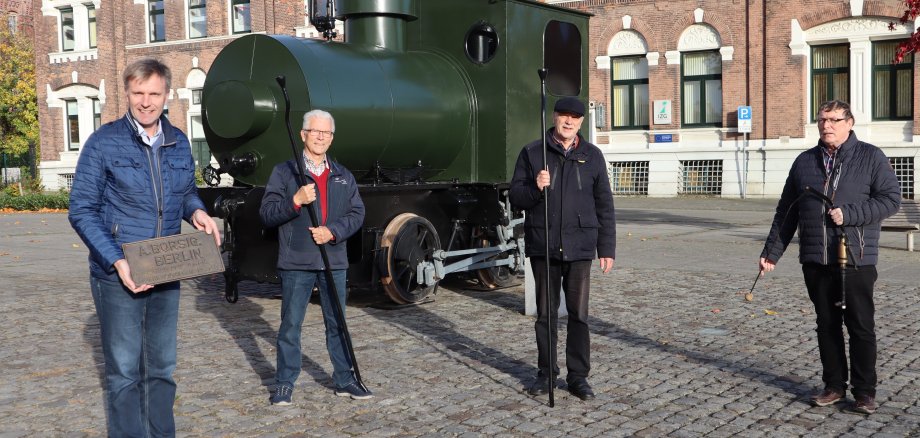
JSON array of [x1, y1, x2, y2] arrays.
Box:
[[275, 75, 368, 392]]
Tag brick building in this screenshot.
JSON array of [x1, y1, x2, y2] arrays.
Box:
[[32, 0, 334, 190], [32, 0, 919, 198], [552, 0, 918, 198], [4, 0, 32, 35]]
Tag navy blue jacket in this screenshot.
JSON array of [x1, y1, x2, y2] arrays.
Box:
[[69, 114, 206, 281], [259, 158, 364, 270], [762, 132, 901, 266], [509, 131, 617, 261]]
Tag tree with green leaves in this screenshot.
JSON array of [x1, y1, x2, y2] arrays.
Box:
[[890, 0, 920, 62], [0, 24, 39, 165]]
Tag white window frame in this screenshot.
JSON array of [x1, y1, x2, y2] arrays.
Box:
[[41, 0, 100, 63], [187, 0, 207, 39], [46, 83, 105, 154], [229, 0, 251, 34], [791, 17, 918, 124]]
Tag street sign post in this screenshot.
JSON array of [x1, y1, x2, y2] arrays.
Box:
[[738, 106, 752, 133], [737, 106, 753, 199]]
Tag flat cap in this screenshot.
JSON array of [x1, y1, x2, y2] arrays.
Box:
[[553, 97, 585, 117]]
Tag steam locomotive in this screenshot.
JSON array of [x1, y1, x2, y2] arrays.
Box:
[[199, 0, 590, 304]]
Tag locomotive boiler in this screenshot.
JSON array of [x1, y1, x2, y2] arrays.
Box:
[[199, 0, 590, 304]]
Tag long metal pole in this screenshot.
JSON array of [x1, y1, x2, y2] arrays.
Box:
[[742, 133, 748, 199], [537, 68, 555, 407], [275, 75, 368, 392]]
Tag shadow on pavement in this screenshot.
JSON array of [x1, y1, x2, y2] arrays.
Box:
[[365, 295, 535, 390], [452, 284, 812, 400], [189, 276, 334, 391]]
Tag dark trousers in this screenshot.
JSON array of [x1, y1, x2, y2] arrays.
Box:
[[802, 263, 878, 398], [531, 258, 592, 380]]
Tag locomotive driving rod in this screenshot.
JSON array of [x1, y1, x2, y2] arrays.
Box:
[[275, 75, 368, 392]]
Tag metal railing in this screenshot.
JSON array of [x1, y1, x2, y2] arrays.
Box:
[[679, 160, 723, 195], [608, 161, 649, 195], [889, 156, 915, 200]]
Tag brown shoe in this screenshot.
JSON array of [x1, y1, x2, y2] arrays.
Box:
[[852, 395, 877, 414], [811, 388, 845, 407]]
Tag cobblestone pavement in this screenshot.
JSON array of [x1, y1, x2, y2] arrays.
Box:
[[1, 198, 918, 437]]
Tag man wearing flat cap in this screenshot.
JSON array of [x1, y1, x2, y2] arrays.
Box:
[[509, 96, 617, 401]]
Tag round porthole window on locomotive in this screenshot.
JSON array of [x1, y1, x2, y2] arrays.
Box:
[[465, 22, 498, 64]]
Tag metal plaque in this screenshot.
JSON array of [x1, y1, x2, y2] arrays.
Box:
[[122, 231, 224, 285]]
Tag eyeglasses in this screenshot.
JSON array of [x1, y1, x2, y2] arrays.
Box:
[[303, 129, 334, 137], [817, 117, 848, 125]]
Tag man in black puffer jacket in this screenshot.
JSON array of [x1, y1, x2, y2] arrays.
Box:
[[510, 97, 616, 402], [759, 100, 901, 415]]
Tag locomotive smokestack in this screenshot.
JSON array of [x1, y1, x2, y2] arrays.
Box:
[[336, 0, 417, 52]]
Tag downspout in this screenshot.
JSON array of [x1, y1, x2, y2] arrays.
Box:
[[762, 0, 767, 138]]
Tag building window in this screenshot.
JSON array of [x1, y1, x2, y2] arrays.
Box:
[[609, 161, 649, 195], [681, 51, 722, 127], [610, 56, 649, 130], [59, 173, 76, 190], [7, 13, 16, 34], [679, 160, 723, 195], [811, 44, 849, 121], [189, 0, 207, 39], [191, 88, 203, 105], [873, 41, 913, 121], [92, 98, 101, 130], [66, 100, 80, 151], [190, 116, 210, 169], [61, 8, 75, 51], [231, 0, 251, 34], [87, 4, 96, 48], [149, 0, 165, 42], [889, 157, 914, 200]]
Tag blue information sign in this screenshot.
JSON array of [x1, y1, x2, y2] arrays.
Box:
[[738, 106, 752, 120], [654, 134, 673, 143]]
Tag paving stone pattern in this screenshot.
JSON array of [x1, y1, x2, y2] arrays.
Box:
[[1, 198, 918, 437]]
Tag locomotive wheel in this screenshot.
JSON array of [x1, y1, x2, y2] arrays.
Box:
[[380, 213, 441, 304], [474, 238, 518, 289]]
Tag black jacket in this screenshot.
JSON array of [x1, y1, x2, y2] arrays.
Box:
[[761, 132, 901, 266], [260, 159, 365, 270], [509, 131, 616, 261]]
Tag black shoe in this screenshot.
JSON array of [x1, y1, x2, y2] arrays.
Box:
[[811, 388, 845, 407], [527, 375, 552, 396], [566, 378, 596, 401], [852, 394, 877, 414]]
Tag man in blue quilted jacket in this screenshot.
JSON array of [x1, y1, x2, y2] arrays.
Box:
[[759, 100, 900, 415], [260, 109, 369, 406], [69, 58, 220, 437]]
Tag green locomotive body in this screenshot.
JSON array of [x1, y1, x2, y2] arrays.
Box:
[[201, 0, 590, 303]]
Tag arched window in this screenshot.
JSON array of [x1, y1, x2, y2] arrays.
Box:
[[678, 24, 723, 127], [607, 30, 649, 130]]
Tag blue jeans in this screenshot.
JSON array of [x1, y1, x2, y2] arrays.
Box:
[[90, 276, 179, 438], [276, 269, 355, 389]]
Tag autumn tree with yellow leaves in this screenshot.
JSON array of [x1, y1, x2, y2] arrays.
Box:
[[0, 23, 39, 177]]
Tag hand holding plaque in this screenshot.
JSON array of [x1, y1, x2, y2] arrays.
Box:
[[122, 231, 225, 286]]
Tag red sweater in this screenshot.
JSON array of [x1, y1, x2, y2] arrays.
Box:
[[293, 166, 329, 225]]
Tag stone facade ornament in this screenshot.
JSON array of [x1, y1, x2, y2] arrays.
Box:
[[678, 24, 721, 52]]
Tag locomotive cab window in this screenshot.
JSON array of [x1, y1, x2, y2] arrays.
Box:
[[544, 20, 581, 96], [465, 22, 498, 65]]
